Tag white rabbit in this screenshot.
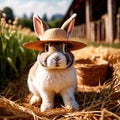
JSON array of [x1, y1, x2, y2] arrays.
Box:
[[24, 13, 86, 112]]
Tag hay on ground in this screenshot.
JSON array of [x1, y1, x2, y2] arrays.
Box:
[[0, 46, 120, 120]]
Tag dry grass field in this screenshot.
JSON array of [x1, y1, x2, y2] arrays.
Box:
[[0, 46, 120, 120]]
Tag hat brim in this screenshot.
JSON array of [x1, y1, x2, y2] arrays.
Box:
[[23, 40, 86, 51]]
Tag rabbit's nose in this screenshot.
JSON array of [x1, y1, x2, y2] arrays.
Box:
[[53, 55, 60, 61]]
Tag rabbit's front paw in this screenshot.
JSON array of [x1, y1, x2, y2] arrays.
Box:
[[66, 100, 79, 110], [30, 95, 41, 105], [41, 103, 54, 112], [61, 88, 79, 111]]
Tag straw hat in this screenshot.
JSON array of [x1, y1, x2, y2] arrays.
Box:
[[23, 28, 86, 51]]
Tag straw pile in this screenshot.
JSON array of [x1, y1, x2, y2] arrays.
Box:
[[0, 46, 120, 120], [75, 58, 108, 86]]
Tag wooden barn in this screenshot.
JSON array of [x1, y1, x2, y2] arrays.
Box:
[[61, 0, 120, 43]]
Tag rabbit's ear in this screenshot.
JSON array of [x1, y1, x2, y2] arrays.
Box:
[[61, 13, 77, 38], [33, 15, 49, 40]]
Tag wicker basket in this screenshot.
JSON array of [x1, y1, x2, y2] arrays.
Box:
[[75, 58, 108, 86]]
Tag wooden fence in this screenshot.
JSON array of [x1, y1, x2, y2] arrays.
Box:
[[72, 24, 86, 38], [117, 14, 120, 41], [72, 14, 120, 43]]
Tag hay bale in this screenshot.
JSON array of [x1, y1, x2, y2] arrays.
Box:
[[73, 46, 120, 66], [75, 58, 108, 86]]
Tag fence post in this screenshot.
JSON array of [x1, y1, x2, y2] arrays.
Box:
[[90, 22, 95, 42], [86, 0, 92, 41], [101, 19, 105, 41], [116, 14, 120, 41], [96, 20, 101, 42]]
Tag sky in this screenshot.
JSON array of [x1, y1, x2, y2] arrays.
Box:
[[0, 0, 73, 19]]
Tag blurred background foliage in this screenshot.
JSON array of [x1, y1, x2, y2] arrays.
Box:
[[0, 6, 63, 81], [0, 7, 34, 81], [1, 7, 63, 31]]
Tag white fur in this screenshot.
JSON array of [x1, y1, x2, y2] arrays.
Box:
[[28, 62, 79, 112]]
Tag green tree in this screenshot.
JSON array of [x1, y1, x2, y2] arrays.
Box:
[[3, 7, 14, 22], [23, 13, 27, 19], [42, 13, 48, 22], [18, 18, 34, 31], [30, 12, 34, 20], [47, 19, 61, 28]]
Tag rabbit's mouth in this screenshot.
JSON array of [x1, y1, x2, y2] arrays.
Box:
[[55, 62, 59, 67], [47, 59, 67, 69]]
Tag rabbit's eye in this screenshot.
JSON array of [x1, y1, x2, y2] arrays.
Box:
[[63, 43, 68, 52], [44, 44, 49, 52]]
